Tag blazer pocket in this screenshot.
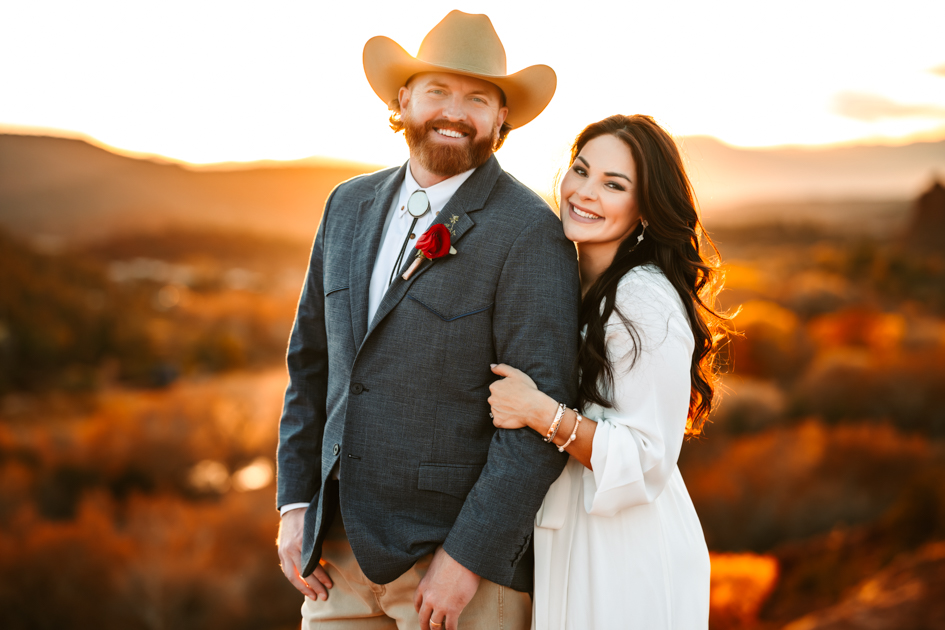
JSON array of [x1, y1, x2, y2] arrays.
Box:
[[417, 463, 483, 500], [407, 295, 493, 322], [325, 285, 349, 297]]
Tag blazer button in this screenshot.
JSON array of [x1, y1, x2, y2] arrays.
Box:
[[332, 443, 340, 456], [350, 382, 364, 395]]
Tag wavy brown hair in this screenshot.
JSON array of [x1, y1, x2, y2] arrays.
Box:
[[570, 115, 727, 436]]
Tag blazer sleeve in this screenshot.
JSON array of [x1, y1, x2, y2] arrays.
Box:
[[275, 188, 337, 509], [442, 214, 581, 586], [582, 268, 695, 516]]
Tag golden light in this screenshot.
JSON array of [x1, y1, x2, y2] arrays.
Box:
[[187, 459, 230, 493], [232, 457, 275, 492], [710, 552, 780, 625], [2, 0, 943, 194]]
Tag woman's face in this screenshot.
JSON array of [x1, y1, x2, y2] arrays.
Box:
[[560, 134, 642, 247]]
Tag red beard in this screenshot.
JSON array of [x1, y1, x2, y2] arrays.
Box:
[[403, 114, 496, 177]]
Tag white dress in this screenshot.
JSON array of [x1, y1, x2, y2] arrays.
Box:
[[532, 265, 711, 630]]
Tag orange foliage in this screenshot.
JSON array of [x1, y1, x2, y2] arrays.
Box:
[[0, 490, 300, 630], [681, 420, 933, 551], [807, 308, 905, 352], [729, 300, 809, 381], [0, 370, 301, 629], [709, 552, 779, 629]]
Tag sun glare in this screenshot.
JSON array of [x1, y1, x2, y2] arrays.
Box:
[[1, 0, 943, 192]]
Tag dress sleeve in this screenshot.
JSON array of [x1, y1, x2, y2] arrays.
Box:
[[583, 267, 695, 516]]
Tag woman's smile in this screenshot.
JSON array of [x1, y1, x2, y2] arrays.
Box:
[[569, 202, 603, 222]]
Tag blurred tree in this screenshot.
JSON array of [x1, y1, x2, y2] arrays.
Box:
[[730, 300, 811, 382]]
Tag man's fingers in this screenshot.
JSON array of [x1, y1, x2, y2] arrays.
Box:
[[311, 564, 333, 589], [279, 551, 328, 601], [417, 601, 432, 629], [414, 585, 424, 613], [302, 573, 330, 601], [444, 611, 458, 630], [286, 566, 321, 600]]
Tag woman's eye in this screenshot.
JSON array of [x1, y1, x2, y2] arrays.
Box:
[[573, 166, 587, 176], [606, 182, 626, 191]]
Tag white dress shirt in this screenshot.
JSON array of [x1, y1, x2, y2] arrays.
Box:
[[280, 161, 476, 517], [367, 162, 475, 324]]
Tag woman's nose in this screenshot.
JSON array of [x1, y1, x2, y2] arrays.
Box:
[[577, 180, 597, 200]]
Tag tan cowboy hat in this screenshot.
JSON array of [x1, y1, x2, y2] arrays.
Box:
[[363, 10, 556, 129]]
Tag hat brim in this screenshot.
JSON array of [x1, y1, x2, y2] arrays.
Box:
[[363, 36, 556, 130]]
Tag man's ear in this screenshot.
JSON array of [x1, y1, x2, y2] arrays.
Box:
[[398, 85, 411, 111], [495, 106, 509, 130]]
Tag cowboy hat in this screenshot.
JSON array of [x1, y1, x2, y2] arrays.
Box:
[[363, 10, 556, 129]]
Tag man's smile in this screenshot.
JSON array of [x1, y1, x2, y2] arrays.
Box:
[[434, 127, 469, 139]]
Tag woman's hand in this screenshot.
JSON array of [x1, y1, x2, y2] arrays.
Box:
[[488, 363, 558, 432]]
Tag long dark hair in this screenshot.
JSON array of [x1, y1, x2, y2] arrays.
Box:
[[569, 115, 726, 436]]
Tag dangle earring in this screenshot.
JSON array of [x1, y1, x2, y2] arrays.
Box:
[[629, 219, 648, 252]]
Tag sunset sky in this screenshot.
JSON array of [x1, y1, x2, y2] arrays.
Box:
[[2, 0, 944, 191]]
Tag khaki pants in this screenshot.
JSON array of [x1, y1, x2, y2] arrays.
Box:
[[301, 507, 531, 630]]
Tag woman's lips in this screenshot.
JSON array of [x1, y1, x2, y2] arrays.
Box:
[[568, 203, 602, 223]]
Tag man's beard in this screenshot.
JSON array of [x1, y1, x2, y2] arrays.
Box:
[[404, 114, 496, 177]]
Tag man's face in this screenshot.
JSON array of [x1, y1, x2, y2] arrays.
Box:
[[398, 72, 509, 177]]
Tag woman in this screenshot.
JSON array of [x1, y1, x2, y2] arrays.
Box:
[[488, 115, 725, 629]]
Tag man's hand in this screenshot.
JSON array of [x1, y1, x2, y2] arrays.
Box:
[[414, 546, 481, 630], [277, 508, 333, 600]]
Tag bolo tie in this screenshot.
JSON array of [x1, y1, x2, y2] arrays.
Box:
[[388, 189, 431, 286]]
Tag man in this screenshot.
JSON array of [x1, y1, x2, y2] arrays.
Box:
[[276, 11, 580, 630]]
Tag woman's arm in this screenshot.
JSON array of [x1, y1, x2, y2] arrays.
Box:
[[488, 364, 597, 470], [488, 268, 695, 515]]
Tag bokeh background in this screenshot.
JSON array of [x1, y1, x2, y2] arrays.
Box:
[[2, 1, 945, 628]]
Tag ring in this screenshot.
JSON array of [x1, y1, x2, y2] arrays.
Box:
[[431, 622, 443, 628], [489, 412, 493, 418]]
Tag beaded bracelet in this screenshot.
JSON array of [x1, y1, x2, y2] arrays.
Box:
[[558, 410, 584, 452], [544, 402, 567, 442]]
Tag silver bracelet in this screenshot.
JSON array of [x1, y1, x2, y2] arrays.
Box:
[[544, 403, 566, 442], [558, 410, 584, 452]]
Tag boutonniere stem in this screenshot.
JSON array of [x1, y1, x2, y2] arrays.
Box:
[[402, 223, 456, 280]]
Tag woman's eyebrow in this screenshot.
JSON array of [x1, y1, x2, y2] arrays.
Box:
[[576, 156, 632, 183], [604, 171, 632, 182]]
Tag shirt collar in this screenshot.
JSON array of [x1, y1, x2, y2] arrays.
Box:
[[399, 161, 477, 218]]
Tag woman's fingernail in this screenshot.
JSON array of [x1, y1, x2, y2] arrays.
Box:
[[490, 363, 497, 368]]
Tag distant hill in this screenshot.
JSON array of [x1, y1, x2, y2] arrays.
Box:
[[0, 134, 380, 244], [903, 180, 945, 250], [680, 136, 945, 208], [2, 133, 944, 243]]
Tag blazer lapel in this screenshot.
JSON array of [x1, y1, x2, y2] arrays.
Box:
[[350, 163, 407, 348], [365, 156, 503, 339]]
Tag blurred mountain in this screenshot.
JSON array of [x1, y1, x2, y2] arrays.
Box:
[[0, 134, 380, 244], [680, 136, 945, 208], [2, 133, 944, 243], [903, 180, 945, 250]]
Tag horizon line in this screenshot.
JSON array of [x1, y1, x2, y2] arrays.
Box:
[[2, 122, 944, 173]]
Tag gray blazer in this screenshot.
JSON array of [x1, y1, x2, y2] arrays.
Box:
[[276, 155, 581, 591]]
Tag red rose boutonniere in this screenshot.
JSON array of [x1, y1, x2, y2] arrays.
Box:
[[402, 223, 457, 280]]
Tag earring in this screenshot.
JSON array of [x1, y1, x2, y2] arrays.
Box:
[[633, 219, 648, 248]]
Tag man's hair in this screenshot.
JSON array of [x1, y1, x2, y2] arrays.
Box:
[[387, 81, 513, 151]]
